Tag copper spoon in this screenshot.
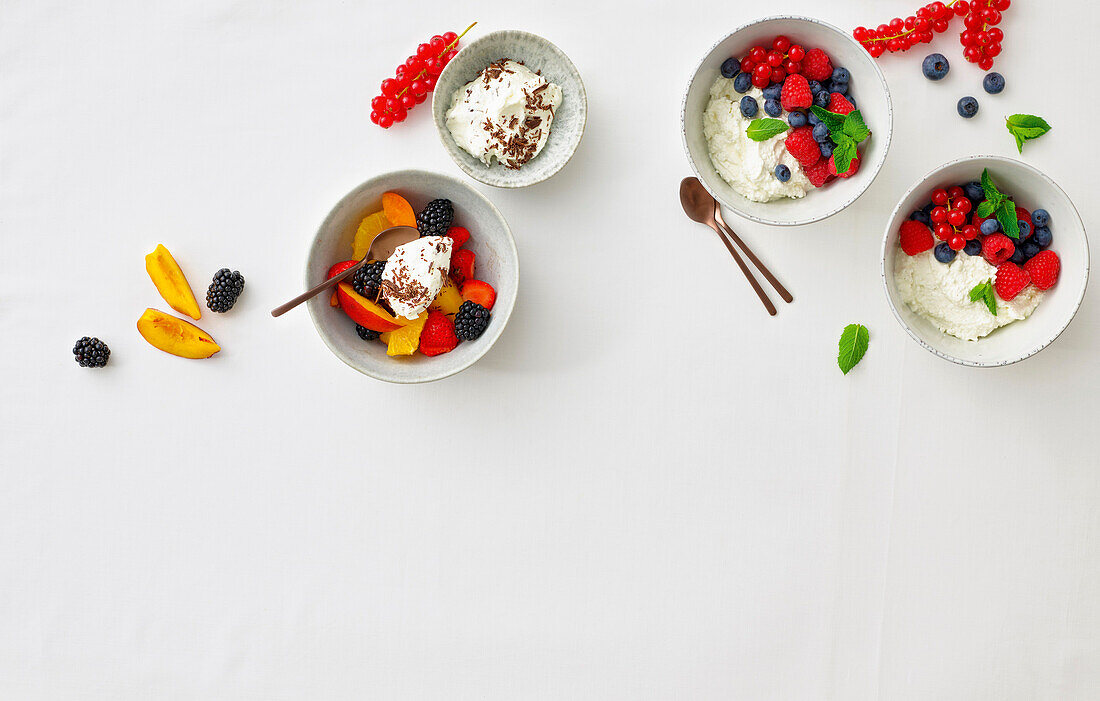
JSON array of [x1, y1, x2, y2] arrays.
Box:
[[713, 200, 793, 304], [679, 177, 776, 316], [270, 225, 420, 317]]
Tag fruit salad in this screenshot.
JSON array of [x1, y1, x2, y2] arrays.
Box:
[[894, 169, 1061, 341], [704, 36, 871, 202], [329, 192, 496, 358]]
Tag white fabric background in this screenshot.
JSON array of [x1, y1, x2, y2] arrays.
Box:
[[1, 1, 1097, 699]]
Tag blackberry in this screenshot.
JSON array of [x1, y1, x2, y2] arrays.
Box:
[[416, 198, 454, 237], [355, 324, 380, 341], [73, 336, 110, 367], [206, 269, 245, 312], [351, 261, 386, 298], [453, 301, 490, 341]]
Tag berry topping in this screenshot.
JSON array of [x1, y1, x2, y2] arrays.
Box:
[[733, 73, 752, 93], [781, 74, 813, 110], [73, 336, 110, 368], [900, 220, 935, 255], [828, 153, 860, 178], [418, 311, 459, 356], [922, 53, 950, 80], [963, 238, 983, 256], [788, 111, 807, 128], [982, 233, 1015, 266], [460, 279, 497, 310], [994, 262, 1031, 301], [356, 324, 381, 342], [351, 261, 386, 299], [934, 241, 957, 263], [802, 48, 833, 81], [803, 158, 833, 188], [739, 96, 758, 118], [774, 163, 791, 182], [721, 57, 740, 79], [445, 226, 470, 249], [1032, 226, 1053, 248], [206, 269, 245, 313], [453, 300, 491, 341], [416, 198, 454, 237], [1032, 209, 1051, 228], [784, 126, 822, 167], [1024, 250, 1060, 290], [450, 248, 475, 286], [827, 92, 855, 115]]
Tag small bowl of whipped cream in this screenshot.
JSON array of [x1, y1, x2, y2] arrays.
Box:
[[433, 29, 586, 188]]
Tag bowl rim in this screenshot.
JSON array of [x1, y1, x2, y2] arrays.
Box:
[[305, 168, 519, 383], [880, 154, 1091, 367], [432, 28, 588, 189], [680, 14, 894, 227]]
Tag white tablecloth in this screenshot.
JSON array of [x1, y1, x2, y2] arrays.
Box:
[[2, 1, 1097, 698]]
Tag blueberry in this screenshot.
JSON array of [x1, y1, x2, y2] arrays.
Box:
[[957, 96, 979, 118], [721, 57, 740, 79], [808, 111, 821, 126], [1017, 219, 1032, 239], [910, 209, 932, 226], [788, 111, 807, 127], [819, 141, 834, 158], [982, 72, 1005, 94], [846, 94, 857, 109], [733, 72, 752, 93], [980, 218, 1001, 236], [775, 164, 791, 182], [814, 90, 830, 108], [1009, 248, 1027, 265], [1032, 226, 1052, 248], [831, 81, 849, 96], [1032, 209, 1050, 227], [739, 96, 758, 118], [922, 53, 950, 80], [964, 239, 983, 256], [812, 122, 830, 142], [763, 83, 783, 101], [1021, 240, 1042, 258], [831, 67, 851, 84], [921, 201, 936, 216], [808, 80, 824, 96], [963, 181, 984, 202], [934, 242, 957, 263], [764, 99, 783, 117]]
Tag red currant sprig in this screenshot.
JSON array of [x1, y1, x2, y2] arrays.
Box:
[[739, 35, 807, 89], [853, 0, 1007, 68], [959, 0, 1008, 71], [369, 22, 477, 129], [929, 186, 979, 250]]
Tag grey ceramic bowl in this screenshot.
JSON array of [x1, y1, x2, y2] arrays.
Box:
[[432, 29, 587, 188], [682, 16, 893, 226], [305, 169, 518, 383], [882, 155, 1089, 367]]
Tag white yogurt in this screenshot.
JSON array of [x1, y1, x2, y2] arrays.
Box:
[[703, 77, 810, 202], [380, 236, 453, 320], [894, 248, 1043, 341]]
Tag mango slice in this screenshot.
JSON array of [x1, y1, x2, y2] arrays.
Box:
[[381, 192, 417, 228], [429, 278, 464, 317], [145, 244, 201, 320], [137, 308, 220, 359], [385, 313, 428, 356], [352, 211, 391, 261]]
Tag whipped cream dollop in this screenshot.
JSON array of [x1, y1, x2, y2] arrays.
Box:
[[380, 236, 453, 320], [894, 248, 1043, 341], [703, 78, 810, 203], [445, 59, 562, 169]]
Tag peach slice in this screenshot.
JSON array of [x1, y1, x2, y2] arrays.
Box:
[[352, 211, 390, 261], [381, 192, 417, 228], [137, 308, 220, 358], [385, 313, 428, 356], [429, 278, 464, 316], [145, 244, 201, 320], [336, 282, 404, 332]]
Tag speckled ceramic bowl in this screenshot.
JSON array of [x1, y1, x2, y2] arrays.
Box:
[[882, 155, 1089, 367], [682, 16, 893, 226], [305, 170, 518, 383], [432, 29, 586, 188]]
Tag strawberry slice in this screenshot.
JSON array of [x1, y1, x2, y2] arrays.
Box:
[[460, 279, 497, 310]]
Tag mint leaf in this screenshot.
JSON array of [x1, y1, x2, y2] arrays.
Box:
[[976, 200, 997, 218], [980, 168, 1000, 203], [831, 137, 857, 176], [841, 110, 870, 142], [997, 199, 1020, 239], [1006, 114, 1051, 153], [810, 105, 845, 131], [745, 118, 789, 142], [837, 323, 870, 375], [968, 280, 997, 316]]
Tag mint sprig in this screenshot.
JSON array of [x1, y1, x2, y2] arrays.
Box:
[[976, 168, 1019, 239], [810, 107, 871, 176], [745, 118, 789, 142], [1006, 114, 1051, 153], [837, 323, 869, 375], [968, 280, 998, 316]]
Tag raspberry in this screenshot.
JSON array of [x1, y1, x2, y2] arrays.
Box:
[[781, 74, 812, 110], [982, 233, 1015, 266], [418, 311, 459, 356], [802, 48, 833, 81], [1024, 250, 1060, 290], [899, 220, 934, 255], [994, 262, 1031, 301], [828, 92, 855, 115], [803, 158, 833, 187], [784, 126, 821, 167], [828, 153, 860, 178]]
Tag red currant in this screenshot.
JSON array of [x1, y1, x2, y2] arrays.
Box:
[[961, 224, 979, 240], [785, 60, 802, 74], [993, 0, 1010, 8], [754, 64, 771, 80], [371, 95, 387, 111], [930, 2, 948, 19], [442, 49, 457, 66], [413, 91, 427, 104], [429, 36, 446, 53], [889, 17, 904, 31], [391, 107, 407, 123], [410, 79, 428, 96], [987, 27, 1003, 42], [788, 44, 805, 61], [949, 234, 966, 251], [954, 198, 972, 214], [741, 57, 755, 73], [960, 30, 976, 46], [964, 12, 983, 29], [853, 27, 869, 42], [985, 42, 1002, 57], [378, 113, 393, 128], [749, 46, 767, 62], [406, 56, 425, 73], [869, 44, 885, 57], [764, 50, 780, 67], [932, 189, 949, 206], [370, 110, 381, 124], [932, 18, 949, 32], [964, 45, 982, 62], [773, 35, 791, 52], [400, 94, 416, 110], [752, 73, 770, 88], [424, 75, 437, 91], [954, 1, 970, 15], [935, 223, 953, 240], [426, 58, 443, 76], [441, 31, 458, 45], [380, 78, 399, 97], [983, 8, 1001, 24], [384, 97, 400, 113], [770, 67, 786, 82], [887, 38, 902, 52], [948, 210, 967, 227], [931, 207, 949, 223], [947, 186, 965, 200], [416, 43, 433, 59], [978, 56, 994, 70]]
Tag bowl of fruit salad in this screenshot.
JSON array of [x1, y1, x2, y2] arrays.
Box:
[[883, 155, 1088, 367], [682, 16, 892, 226], [305, 169, 518, 383]]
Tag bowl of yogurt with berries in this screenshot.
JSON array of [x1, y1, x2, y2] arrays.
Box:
[[682, 16, 892, 226], [883, 156, 1089, 367]]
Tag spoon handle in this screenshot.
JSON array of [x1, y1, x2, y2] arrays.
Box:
[[710, 223, 776, 316], [714, 217, 794, 304], [270, 261, 363, 317]]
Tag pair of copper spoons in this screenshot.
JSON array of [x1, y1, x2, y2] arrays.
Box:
[[679, 177, 793, 316]]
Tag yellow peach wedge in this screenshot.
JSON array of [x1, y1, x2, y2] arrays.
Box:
[[137, 308, 220, 359], [429, 279, 464, 317], [352, 211, 391, 261], [145, 244, 202, 320], [385, 313, 428, 356]]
